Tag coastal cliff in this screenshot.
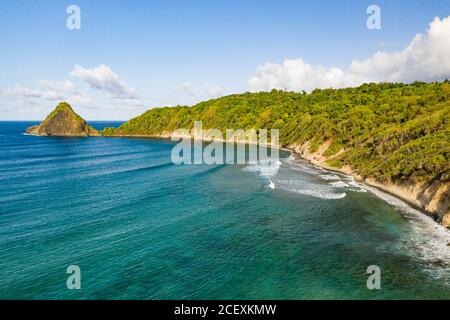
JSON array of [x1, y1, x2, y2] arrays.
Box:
[[26, 102, 99, 137], [291, 139, 450, 228]]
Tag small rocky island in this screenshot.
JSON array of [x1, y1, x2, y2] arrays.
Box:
[[26, 102, 99, 137]]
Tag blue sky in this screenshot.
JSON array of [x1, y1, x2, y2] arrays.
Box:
[[1, 0, 450, 120]]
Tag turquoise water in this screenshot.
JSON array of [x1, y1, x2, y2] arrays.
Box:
[[0, 122, 449, 299]]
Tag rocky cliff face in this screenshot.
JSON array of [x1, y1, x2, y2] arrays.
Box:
[[26, 102, 99, 137], [290, 139, 450, 229]]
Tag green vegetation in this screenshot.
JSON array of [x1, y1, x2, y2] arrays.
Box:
[[44, 102, 83, 122], [104, 81, 450, 185]]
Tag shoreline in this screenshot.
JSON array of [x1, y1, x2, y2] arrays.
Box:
[[26, 129, 450, 230], [155, 133, 449, 229], [286, 147, 441, 222], [287, 142, 449, 229], [109, 133, 448, 225]]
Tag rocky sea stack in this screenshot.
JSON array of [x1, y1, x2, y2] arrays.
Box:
[[26, 102, 99, 137]]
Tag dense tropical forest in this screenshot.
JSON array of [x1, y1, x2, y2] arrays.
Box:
[[103, 81, 450, 186]]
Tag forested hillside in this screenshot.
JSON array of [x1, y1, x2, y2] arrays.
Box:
[[104, 81, 450, 186]]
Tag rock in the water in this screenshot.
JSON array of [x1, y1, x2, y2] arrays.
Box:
[[26, 102, 99, 137]]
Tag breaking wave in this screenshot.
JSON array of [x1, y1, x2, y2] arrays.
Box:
[[243, 157, 351, 199], [364, 185, 450, 283], [243, 159, 281, 190], [242, 153, 449, 281]]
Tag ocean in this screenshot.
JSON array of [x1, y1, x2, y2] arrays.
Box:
[[0, 121, 449, 299]]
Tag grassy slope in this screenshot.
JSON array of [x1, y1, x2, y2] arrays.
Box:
[[104, 81, 450, 186]]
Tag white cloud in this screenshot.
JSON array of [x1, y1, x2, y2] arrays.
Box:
[[2, 64, 144, 118], [4, 80, 90, 105], [5, 84, 41, 98], [38, 80, 90, 104], [178, 82, 222, 104], [248, 59, 363, 92], [248, 16, 450, 92], [350, 16, 450, 82], [70, 64, 138, 99]]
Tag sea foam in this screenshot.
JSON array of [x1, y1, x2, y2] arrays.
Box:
[[365, 185, 450, 283]]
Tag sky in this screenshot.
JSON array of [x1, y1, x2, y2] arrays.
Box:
[[1, 0, 450, 120]]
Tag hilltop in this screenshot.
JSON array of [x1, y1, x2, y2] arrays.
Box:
[[26, 102, 99, 137]]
